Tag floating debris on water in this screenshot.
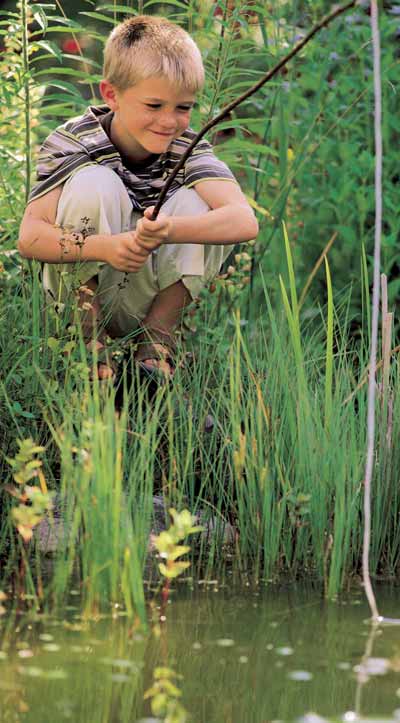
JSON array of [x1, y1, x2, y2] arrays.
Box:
[[18, 666, 67, 680], [18, 649, 34, 659], [110, 673, 131, 683], [216, 638, 235, 647], [18, 666, 43, 678], [353, 657, 390, 677], [287, 670, 313, 681], [276, 646, 294, 656], [42, 643, 60, 652]]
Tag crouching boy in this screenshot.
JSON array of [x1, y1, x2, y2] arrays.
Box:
[[18, 15, 258, 381]]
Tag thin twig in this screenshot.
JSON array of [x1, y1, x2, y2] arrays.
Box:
[[150, 0, 357, 220], [362, 0, 381, 623], [298, 231, 337, 310], [21, 0, 31, 203], [54, 0, 96, 101]]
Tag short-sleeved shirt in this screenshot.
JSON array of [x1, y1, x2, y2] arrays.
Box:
[[29, 104, 236, 211]]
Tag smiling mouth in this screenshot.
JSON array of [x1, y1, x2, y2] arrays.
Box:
[[151, 131, 174, 137]]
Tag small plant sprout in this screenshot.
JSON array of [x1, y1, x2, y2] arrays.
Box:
[[153, 509, 203, 615], [153, 509, 203, 581], [144, 666, 189, 723]]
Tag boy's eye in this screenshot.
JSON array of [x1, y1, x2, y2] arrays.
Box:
[[144, 103, 193, 111]]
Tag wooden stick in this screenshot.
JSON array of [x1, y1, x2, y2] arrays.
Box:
[[150, 0, 357, 220]]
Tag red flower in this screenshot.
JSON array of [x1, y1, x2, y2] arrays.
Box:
[[62, 38, 80, 54]]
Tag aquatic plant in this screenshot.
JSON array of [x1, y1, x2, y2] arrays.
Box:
[[153, 509, 203, 581], [152, 508, 203, 616], [144, 666, 189, 723]]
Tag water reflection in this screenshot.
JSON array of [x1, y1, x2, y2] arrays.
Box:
[[1, 585, 400, 722]]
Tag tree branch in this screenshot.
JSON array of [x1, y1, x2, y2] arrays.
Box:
[[151, 0, 357, 219]]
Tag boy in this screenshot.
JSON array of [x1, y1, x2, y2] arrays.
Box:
[[18, 15, 258, 380]]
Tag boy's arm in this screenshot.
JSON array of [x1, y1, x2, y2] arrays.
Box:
[[18, 186, 106, 263], [18, 188, 149, 272], [135, 181, 259, 249]]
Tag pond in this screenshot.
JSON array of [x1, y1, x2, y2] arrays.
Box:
[[1, 584, 400, 722]]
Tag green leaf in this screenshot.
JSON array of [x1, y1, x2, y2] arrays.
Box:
[[158, 561, 190, 579], [36, 80, 85, 98], [79, 11, 117, 25], [61, 54, 102, 69], [34, 67, 102, 83], [31, 5, 48, 31], [11, 402, 35, 419], [154, 667, 181, 680], [96, 4, 139, 15], [153, 530, 174, 554], [30, 24, 85, 37], [47, 337, 59, 351], [169, 545, 191, 562], [144, 0, 189, 7], [63, 340, 76, 354], [34, 39, 62, 61]]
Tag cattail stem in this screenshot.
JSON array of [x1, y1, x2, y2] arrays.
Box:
[[362, 0, 382, 622]]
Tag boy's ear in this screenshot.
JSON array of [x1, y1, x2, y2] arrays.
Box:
[[99, 80, 119, 110]]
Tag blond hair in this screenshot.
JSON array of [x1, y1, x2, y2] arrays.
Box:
[[103, 15, 205, 93]]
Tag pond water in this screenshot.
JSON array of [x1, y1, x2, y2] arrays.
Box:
[[1, 584, 400, 722]]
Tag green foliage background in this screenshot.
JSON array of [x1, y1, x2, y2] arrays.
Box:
[[1, 0, 398, 316]]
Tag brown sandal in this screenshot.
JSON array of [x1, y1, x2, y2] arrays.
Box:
[[134, 328, 178, 383], [86, 337, 120, 382]]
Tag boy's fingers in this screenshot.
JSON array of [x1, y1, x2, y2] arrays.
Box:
[[136, 240, 159, 253], [140, 214, 168, 232], [143, 206, 156, 220], [127, 239, 149, 257]]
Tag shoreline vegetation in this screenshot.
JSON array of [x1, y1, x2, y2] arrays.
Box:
[[0, 0, 399, 621]]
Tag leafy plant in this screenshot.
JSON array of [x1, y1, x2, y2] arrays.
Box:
[[6, 438, 53, 544], [144, 666, 189, 723]]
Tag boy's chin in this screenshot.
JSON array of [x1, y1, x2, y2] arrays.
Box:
[[147, 140, 174, 153], [145, 132, 176, 151]]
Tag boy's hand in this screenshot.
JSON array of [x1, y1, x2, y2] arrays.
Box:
[[105, 231, 150, 273], [135, 207, 172, 251]]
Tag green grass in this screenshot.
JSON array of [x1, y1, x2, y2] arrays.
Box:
[[1, 228, 400, 620]]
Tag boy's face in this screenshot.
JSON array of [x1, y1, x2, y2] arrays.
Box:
[[100, 76, 196, 161]]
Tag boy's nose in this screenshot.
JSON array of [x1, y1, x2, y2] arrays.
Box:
[[158, 112, 177, 131]]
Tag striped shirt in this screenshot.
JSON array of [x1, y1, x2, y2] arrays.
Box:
[[29, 104, 236, 210]]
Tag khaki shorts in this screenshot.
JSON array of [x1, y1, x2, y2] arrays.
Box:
[[44, 165, 234, 336]]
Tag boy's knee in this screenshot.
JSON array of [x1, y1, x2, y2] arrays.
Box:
[[57, 165, 127, 221], [162, 187, 210, 217]]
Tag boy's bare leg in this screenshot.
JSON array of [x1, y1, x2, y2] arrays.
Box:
[[140, 280, 192, 376], [78, 276, 114, 379]]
